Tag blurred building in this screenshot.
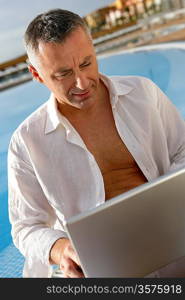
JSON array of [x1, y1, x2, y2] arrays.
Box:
[[162, 0, 185, 10], [84, 0, 163, 38]]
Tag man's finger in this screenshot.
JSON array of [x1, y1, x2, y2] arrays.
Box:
[[67, 244, 81, 266], [63, 258, 84, 278]]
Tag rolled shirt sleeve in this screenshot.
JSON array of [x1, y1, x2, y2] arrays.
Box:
[[8, 133, 67, 270]]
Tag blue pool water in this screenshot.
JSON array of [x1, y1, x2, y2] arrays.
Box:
[[98, 44, 185, 117], [1, 43, 185, 277]]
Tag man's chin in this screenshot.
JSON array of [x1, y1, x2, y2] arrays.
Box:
[[71, 96, 95, 110]]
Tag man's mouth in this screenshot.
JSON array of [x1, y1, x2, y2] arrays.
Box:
[[72, 90, 90, 99]]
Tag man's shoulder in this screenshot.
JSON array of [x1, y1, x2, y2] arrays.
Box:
[[109, 75, 155, 88], [11, 100, 48, 140]]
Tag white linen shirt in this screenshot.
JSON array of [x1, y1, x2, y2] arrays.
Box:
[[8, 74, 185, 277]]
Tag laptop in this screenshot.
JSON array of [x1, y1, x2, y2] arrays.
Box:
[[64, 168, 185, 277]]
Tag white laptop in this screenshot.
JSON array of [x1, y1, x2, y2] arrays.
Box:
[[64, 168, 185, 277]]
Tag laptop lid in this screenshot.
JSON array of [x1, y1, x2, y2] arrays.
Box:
[[64, 168, 185, 277]]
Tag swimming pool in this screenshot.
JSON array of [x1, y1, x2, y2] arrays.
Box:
[[1, 42, 185, 277], [98, 42, 185, 118]]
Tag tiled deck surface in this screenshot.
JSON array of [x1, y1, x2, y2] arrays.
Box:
[[0, 243, 24, 278]]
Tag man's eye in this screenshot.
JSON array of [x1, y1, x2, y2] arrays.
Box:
[[56, 74, 66, 78], [81, 62, 91, 68], [55, 71, 71, 78]]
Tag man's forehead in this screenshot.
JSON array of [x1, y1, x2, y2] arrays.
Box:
[[33, 28, 94, 71], [37, 41, 60, 54], [38, 39, 92, 63]]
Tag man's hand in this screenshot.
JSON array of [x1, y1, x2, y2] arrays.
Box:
[[50, 238, 84, 278]]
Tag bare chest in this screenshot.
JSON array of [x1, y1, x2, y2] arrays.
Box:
[[77, 117, 148, 200]]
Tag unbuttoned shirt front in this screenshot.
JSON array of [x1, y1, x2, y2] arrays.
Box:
[[8, 74, 185, 277]]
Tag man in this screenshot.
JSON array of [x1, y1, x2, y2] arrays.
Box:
[[8, 9, 185, 278]]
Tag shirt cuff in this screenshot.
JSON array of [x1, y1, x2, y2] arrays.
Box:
[[39, 229, 68, 266]]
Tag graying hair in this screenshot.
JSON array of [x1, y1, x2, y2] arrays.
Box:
[[24, 9, 90, 52]]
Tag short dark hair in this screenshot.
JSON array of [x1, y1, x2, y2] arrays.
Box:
[[24, 9, 90, 52]]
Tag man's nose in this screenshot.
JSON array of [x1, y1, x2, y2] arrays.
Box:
[[74, 72, 89, 90]]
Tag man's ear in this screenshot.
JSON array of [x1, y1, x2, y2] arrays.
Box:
[[28, 65, 44, 83]]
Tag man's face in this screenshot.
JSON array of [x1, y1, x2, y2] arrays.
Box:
[[29, 27, 100, 112]]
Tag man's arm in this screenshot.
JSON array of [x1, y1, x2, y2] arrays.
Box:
[[8, 133, 84, 277], [155, 83, 185, 172], [8, 134, 67, 274]]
